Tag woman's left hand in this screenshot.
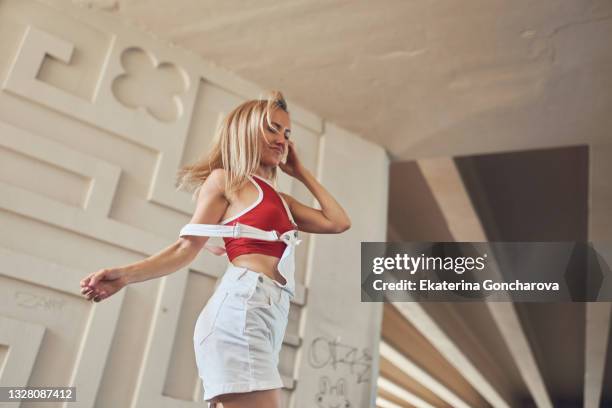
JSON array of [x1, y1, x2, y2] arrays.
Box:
[[279, 140, 306, 179]]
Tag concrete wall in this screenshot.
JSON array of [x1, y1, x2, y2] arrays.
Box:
[[0, 1, 387, 407], [291, 124, 389, 408]]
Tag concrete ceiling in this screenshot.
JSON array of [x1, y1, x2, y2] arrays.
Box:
[[64, 0, 612, 161]]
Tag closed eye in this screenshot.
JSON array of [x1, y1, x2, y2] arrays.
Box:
[[271, 121, 291, 139]]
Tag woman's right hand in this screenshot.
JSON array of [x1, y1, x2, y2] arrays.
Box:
[[80, 268, 127, 303]]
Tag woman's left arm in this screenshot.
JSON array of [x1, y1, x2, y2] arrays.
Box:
[[278, 139, 351, 234], [280, 167, 351, 234]]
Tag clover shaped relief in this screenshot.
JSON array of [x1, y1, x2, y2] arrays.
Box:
[[111, 47, 188, 122]]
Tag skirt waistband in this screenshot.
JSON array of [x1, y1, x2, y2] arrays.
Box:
[[222, 264, 293, 297]]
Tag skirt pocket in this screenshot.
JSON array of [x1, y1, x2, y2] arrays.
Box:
[[194, 290, 229, 346], [246, 283, 273, 310]]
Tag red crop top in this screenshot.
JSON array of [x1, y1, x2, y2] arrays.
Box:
[[221, 174, 297, 261]]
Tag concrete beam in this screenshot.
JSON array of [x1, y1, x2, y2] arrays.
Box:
[[417, 157, 553, 408], [377, 376, 436, 408], [584, 303, 612, 408], [393, 301, 511, 408], [380, 340, 471, 408], [376, 396, 405, 408], [486, 302, 553, 408]]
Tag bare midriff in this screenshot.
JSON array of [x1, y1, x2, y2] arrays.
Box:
[[230, 253, 287, 285]]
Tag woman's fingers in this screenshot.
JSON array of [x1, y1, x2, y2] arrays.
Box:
[[80, 276, 91, 288], [89, 271, 101, 288], [81, 270, 99, 286], [92, 290, 109, 302], [82, 286, 108, 301], [81, 272, 105, 293], [81, 268, 120, 302], [85, 269, 109, 289]]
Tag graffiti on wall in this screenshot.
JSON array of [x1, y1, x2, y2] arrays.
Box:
[[314, 376, 351, 408], [307, 335, 372, 407], [15, 291, 66, 312]]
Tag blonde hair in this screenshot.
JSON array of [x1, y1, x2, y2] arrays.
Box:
[[175, 90, 289, 201]]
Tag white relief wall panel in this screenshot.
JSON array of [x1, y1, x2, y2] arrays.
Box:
[[1, 17, 200, 215], [0, 247, 126, 408], [0, 316, 46, 390], [0, 121, 121, 217]]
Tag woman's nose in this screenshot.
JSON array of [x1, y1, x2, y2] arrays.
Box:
[[274, 135, 287, 146]]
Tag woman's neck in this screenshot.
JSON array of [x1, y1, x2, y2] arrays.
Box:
[[254, 166, 274, 181]]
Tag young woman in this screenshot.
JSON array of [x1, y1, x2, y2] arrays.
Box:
[[79, 90, 351, 408]]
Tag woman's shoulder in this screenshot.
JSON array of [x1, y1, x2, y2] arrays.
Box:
[[207, 169, 254, 201], [207, 168, 227, 184], [208, 169, 253, 184], [204, 168, 227, 193]]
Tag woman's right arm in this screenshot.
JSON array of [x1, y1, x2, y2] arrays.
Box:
[[122, 168, 230, 285], [80, 168, 229, 301]]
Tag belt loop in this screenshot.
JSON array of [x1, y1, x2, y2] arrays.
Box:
[[277, 286, 283, 303], [237, 267, 248, 280]]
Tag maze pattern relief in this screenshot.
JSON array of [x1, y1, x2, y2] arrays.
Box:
[[0, 0, 323, 406]]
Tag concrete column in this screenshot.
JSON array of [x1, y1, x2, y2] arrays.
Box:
[[291, 123, 389, 408]]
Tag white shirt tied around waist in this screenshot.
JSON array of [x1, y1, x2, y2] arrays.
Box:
[[179, 222, 301, 298], [179, 222, 301, 256]]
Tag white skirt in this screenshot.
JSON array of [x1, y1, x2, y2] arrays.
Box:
[[194, 263, 292, 405]]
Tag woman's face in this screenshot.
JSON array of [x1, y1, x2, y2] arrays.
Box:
[[259, 108, 291, 167]]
